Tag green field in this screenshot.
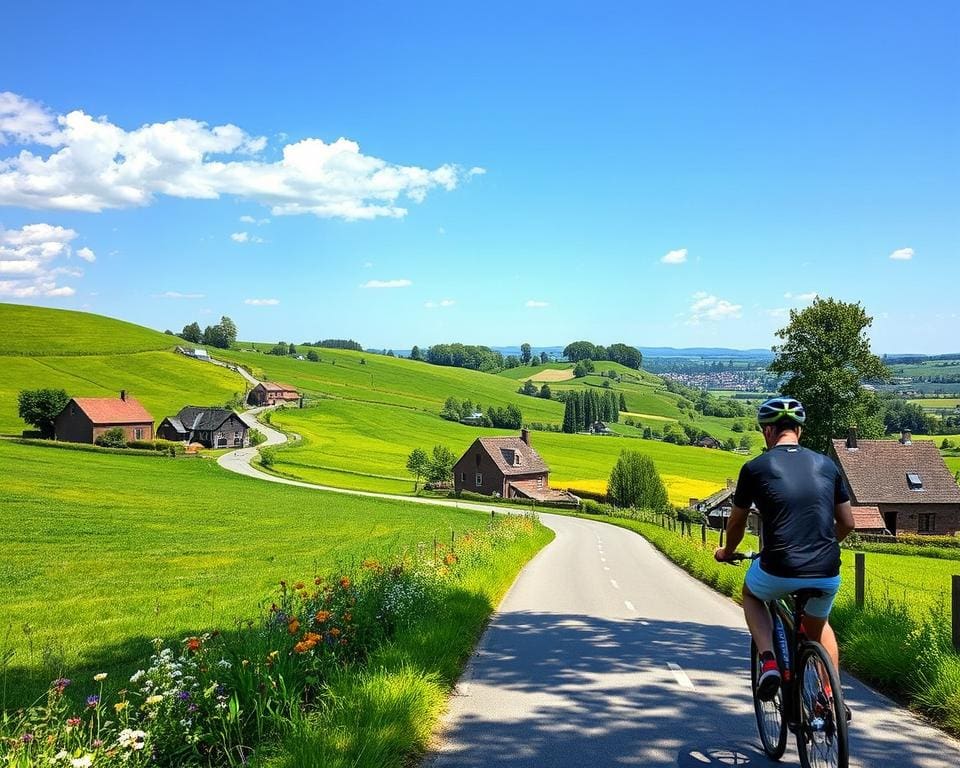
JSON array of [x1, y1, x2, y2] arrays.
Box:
[[909, 398, 960, 409], [0, 304, 247, 435], [0, 440, 502, 705]]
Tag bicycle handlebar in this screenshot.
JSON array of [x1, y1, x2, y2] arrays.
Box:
[[721, 550, 761, 564]]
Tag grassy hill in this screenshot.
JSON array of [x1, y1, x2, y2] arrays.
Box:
[[0, 440, 502, 705], [0, 304, 246, 434]]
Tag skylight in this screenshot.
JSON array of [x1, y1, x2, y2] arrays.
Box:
[[906, 472, 924, 491]]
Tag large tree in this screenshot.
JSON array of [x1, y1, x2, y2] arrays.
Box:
[[520, 343, 532, 365], [406, 448, 429, 491], [180, 322, 203, 344], [769, 298, 889, 453], [18, 388, 70, 437], [607, 450, 669, 511]]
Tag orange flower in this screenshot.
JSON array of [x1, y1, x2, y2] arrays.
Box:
[[339, 577, 351, 589], [314, 610, 331, 624], [294, 582, 305, 590], [293, 639, 316, 653], [288, 618, 300, 635], [329, 628, 341, 638], [343, 612, 352, 622], [444, 553, 458, 565], [186, 637, 201, 653], [304, 632, 322, 643]]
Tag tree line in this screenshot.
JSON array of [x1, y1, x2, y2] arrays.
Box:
[[563, 341, 643, 370], [172, 316, 238, 349], [440, 396, 523, 429], [560, 389, 623, 433]]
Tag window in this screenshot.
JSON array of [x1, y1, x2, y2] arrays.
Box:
[[460, 472, 465, 483], [134, 428, 143, 440], [475, 473, 483, 487], [918, 513, 935, 533], [234, 435, 242, 446], [537, 476, 543, 488], [906, 472, 924, 491]]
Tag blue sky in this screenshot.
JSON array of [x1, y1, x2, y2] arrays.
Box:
[[1, 2, 956, 352]]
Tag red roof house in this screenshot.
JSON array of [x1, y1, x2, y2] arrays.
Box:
[[248, 382, 300, 406], [54, 391, 154, 444]]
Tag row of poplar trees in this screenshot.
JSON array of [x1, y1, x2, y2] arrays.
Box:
[[561, 389, 624, 433]]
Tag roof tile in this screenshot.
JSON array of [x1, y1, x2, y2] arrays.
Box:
[[71, 397, 153, 425]]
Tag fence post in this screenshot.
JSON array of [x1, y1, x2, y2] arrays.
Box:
[[953, 575, 960, 651], [855, 552, 865, 608], [701, 524, 707, 546]]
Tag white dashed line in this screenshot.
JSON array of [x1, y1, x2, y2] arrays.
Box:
[[640, 620, 650, 626], [609, 579, 620, 590], [624, 600, 636, 612], [667, 662, 696, 691], [603, 566, 610, 571], [600, 556, 606, 562]]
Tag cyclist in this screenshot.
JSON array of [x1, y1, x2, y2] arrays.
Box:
[[715, 396, 855, 702]]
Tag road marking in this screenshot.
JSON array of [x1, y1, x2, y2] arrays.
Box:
[[600, 556, 606, 562], [667, 662, 696, 691], [624, 600, 636, 612], [640, 620, 650, 625], [609, 579, 620, 589], [603, 566, 610, 571]]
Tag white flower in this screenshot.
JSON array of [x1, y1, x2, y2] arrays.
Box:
[[70, 757, 93, 768], [129, 670, 145, 683], [117, 728, 147, 750], [217, 659, 232, 669], [145, 694, 164, 705], [93, 672, 107, 682]]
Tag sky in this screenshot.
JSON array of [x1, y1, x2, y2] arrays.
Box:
[[0, 1, 957, 353]]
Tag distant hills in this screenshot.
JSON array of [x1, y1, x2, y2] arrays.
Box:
[[392, 345, 775, 360]]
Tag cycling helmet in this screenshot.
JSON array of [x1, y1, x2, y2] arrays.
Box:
[[757, 396, 806, 426]]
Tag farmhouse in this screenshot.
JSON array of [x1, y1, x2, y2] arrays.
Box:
[[157, 406, 249, 448], [54, 391, 154, 444], [831, 429, 960, 535], [175, 346, 210, 360], [689, 479, 760, 532], [248, 382, 300, 406], [452, 429, 578, 504], [697, 436, 723, 449]]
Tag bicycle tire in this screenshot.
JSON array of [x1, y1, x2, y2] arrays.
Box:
[[750, 639, 787, 760], [795, 641, 849, 768]]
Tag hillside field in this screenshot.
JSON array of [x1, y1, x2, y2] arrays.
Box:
[[0, 440, 500, 705], [0, 304, 247, 435]]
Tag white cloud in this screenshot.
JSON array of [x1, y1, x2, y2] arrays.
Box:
[[784, 291, 818, 303], [687, 291, 742, 324], [889, 247, 914, 261], [361, 278, 412, 289], [244, 298, 279, 306], [425, 298, 455, 309], [525, 299, 549, 308], [231, 231, 264, 244], [239, 215, 270, 225], [660, 248, 688, 265], [468, 167, 486, 176], [0, 222, 88, 298], [362, 261, 373, 269], [0, 91, 475, 220], [159, 291, 204, 299]]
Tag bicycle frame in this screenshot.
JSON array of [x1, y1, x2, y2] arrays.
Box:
[[768, 592, 809, 729]]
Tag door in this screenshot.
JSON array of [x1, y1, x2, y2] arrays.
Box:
[[883, 510, 897, 535]]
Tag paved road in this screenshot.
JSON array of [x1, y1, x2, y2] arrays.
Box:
[[218, 415, 960, 767]]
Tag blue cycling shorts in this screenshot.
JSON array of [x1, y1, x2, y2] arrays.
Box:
[[744, 559, 841, 619]]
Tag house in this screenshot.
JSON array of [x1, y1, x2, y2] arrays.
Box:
[[460, 411, 485, 426], [689, 479, 760, 532], [248, 382, 301, 407], [591, 421, 614, 435], [831, 428, 960, 535], [697, 436, 723, 449], [54, 391, 154, 444], [175, 346, 210, 360], [157, 406, 249, 449], [453, 429, 578, 504]]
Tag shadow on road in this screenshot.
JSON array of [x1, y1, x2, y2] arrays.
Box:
[[427, 611, 954, 768]]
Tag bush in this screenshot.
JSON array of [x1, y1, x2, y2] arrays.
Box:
[[128, 439, 186, 456], [566, 486, 608, 504], [259, 445, 277, 468], [249, 429, 267, 446], [95, 427, 127, 448], [608, 450, 669, 511]]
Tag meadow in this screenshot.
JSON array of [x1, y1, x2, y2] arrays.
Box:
[[0, 440, 508, 707]]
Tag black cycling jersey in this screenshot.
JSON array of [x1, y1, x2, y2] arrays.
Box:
[[733, 444, 849, 578]]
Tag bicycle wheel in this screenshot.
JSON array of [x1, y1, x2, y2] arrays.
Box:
[[795, 641, 849, 768], [750, 639, 787, 760]]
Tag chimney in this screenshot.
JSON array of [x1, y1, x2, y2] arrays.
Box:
[[900, 429, 912, 445], [846, 426, 858, 450], [120, 389, 126, 401], [520, 428, 530, 446]]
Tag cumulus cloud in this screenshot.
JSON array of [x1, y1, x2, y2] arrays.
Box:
[[660, 248, 688, 265], [76, 246, 95, 262], [361, 278, 412, 289], [425, 298, 455, 309], [230, 231, 263, 244], [889, 247, 914, 261], [468, 167, 486, 176], [784, 291, 818, 303], [159, 291, 204, 299], [239, 215, 270, 225], [0, 222, 89, 298], [0, 91, 477, 220], [687, 291, 742, 324], [244, 298, 279, 306], [525, 299, 549, 308]]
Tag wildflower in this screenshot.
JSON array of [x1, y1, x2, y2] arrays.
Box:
[[114, 702, 128, 713], [145, 694, 163, 706], [21, 733, 33, 743], [86, 694, 100, 708], [288, 618, 300, 634], [294, 581, 305, 590], [343, 612, 352, 622], [185, 637, 201, 653], [117, 728, 147, 751], [129, 670, 145, 684], [241, 659, 250, 667], [293, 640, 316, 654], [66, 717, 81, 727], [93, 672, 107, 682], [314, 610, 331, 624], [314, 577, 323, 585], [329, 628, 341, 638], [339, 577, 351, 589], [71, 756, 93, 768], [266, 650, 279, 666], [177, 690, 191, 701], [52, 677, 71, 693]]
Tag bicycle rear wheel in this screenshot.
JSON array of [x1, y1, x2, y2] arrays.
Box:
[[795, 641, 848, 768], [751, 639, 787, 760]]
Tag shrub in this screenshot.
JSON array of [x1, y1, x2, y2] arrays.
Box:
[[95, 427, 127, 448], [608, 450, 669, 511], [259, 446, 277, 468], [127, 439, 185, 455], [249, 429, 267, 446]]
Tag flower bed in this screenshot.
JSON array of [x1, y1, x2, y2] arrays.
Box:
[[1, 514, 547, 767]]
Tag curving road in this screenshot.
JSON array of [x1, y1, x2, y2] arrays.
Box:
[[218, 412, 960, 767]]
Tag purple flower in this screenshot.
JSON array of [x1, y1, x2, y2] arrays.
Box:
[[177, 690, 191, 701], [53, 677, 71, 693], [21, 733, 34, 743], [188, 703, 198, 712], [86, 694, 100, 708]]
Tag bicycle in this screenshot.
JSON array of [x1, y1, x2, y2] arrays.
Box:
[[728, 551, 849, 768]]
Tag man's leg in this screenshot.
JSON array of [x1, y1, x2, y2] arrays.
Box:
[[743, 585, 774, 654], [801, 616, 839, 670]]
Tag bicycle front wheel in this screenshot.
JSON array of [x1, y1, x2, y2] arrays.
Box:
[[795, 641, 849, 768], [750, 639, 787, 760]]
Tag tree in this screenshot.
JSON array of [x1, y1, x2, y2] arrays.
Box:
[[306, 350, 320, 362], [563, 341, 598, 362], [18, 388, 70, 437], [406, 448, 429, 491], [410, 345, 422, 361], [724, 437, 738, 451], [739, 435, 753, 451], [769, 298, 890, 453], [180, 322, 203, 344], [562, 398, 577, 433], [202, 324, 226, 349], [608, 451, 669, 511], [270, 342, 289, 356], [539, 384, 552, 399], [426, 445, 456, 485], [288, 343, 297, 356], [440, 397, 462, 421], [607, 343, 643, 370], [540, 351, 549, 364], [521, 379, 538, 396], [573, 361, 590, 378], [520, 343, 532, 365], [619, 393, 627, 413], [505, 355, 520, 369], [218, 316, 238, 347], [95, 427, 127, 448]]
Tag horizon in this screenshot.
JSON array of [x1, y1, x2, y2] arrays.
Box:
[[1, 3, 957, 352]]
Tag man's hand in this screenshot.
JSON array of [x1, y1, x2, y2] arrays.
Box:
[[714, 547, 732, 563]]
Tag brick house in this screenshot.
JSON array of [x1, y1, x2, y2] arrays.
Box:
[[157, 406, 249, 448], [54, 391, 154, 444], [248, 382, 300, 407], [452, 429, 577, 503], [831, 429, 960, 535]]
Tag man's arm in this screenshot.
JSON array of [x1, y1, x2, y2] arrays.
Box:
[[835, 501, 855, 542], [716, 504, 750, 561]]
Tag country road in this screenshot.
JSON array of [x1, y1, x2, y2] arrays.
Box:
[[218, 413, 960, 767]]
